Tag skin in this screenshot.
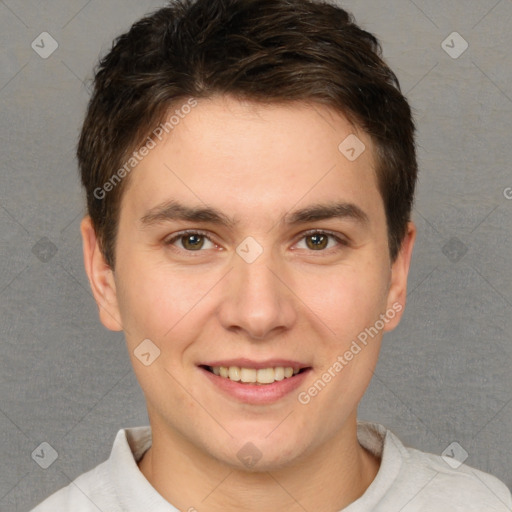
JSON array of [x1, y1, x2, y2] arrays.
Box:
[[81, 95, 416, 511]]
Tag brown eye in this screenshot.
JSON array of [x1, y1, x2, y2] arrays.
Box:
[[305, 233, 329, 250], [181, 234, 205, 250], [294, 230, 348, 252], [165, 231, 216, 252]]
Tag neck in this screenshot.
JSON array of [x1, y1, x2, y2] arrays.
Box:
[[138, 413, 380, 511]]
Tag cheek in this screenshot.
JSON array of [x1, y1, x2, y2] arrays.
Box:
[[297, 259, 390, 342], [115, 257, 225, 346]]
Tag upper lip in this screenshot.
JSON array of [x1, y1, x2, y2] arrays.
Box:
[[200, 358, 311, 370]]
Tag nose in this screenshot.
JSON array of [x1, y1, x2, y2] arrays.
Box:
[[217, 244, 297, 340]]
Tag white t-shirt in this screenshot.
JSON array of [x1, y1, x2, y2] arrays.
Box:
[[31, 422, 512, 511]]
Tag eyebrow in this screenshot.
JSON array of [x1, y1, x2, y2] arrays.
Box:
[[139, 199, 369, 228], [140, 200, 237, 228], [285, 202, 369, 226]]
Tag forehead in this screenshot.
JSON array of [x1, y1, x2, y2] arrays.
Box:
[[120, 96, 383, 227]]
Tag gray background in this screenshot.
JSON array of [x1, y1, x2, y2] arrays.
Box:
[[0, 0, 511, 510]]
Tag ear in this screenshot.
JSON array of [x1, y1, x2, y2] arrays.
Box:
[[383, 221, 416, 332], [80, 216, 123, 331]]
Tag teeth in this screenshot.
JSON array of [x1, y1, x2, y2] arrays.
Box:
[[228, 366, 241, 381], [210, 366, 302, 384], [240, 367, 257, 383], [257, 368, 275, 384], [274, 367, 285, 381]]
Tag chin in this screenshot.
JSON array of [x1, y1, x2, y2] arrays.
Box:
[[211, 432, 309, 473]]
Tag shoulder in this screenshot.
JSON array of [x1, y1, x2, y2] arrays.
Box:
[[395, 435, 512, 510], [30, 460, 117, 512], [357, 423, 511, 511], [30, 427, 153, 512]]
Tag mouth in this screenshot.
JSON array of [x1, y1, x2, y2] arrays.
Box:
[[197, 359, 312, 404], [200, 364, 310, 385]]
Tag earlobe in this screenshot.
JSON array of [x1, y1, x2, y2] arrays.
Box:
[[80, 216, 123, 332], [383, 221, 416, 332]]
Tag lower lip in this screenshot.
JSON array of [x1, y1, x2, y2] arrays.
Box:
[[199, 366, 311, 405]]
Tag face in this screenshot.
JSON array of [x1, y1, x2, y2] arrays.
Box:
[[82, 95, 415, 471]]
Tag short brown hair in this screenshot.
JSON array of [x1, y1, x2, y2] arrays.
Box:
[[78, 0, 417, 268]]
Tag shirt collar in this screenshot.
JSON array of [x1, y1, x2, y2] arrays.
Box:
[[108, 422, 405, 511], [109, 426, 179, 511]]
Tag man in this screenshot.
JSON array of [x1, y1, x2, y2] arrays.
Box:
[[33, 0, 512, 510]]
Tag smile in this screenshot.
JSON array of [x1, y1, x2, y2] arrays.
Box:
[[205, 365, 305, 385], [199, 361, 312, 405]]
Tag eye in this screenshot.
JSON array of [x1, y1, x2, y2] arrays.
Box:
[[294, 230, 348, 251], [165, 230, 217, 251]]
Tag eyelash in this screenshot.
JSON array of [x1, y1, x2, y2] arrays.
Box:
[[164, 229, 349, 254]]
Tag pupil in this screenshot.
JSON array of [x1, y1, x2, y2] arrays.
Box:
[[184, 234, 203, 250], [307, 234, 327, 250]]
